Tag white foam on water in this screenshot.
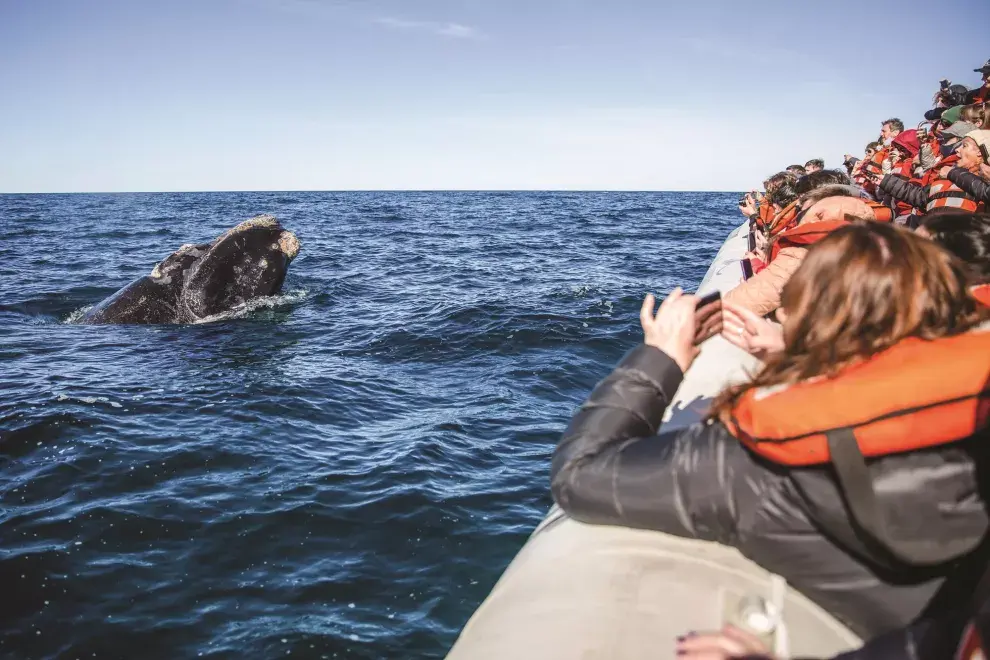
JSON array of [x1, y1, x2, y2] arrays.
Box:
[[192, 288, 309, 325], [63, 305, 95, 324], [54, 391, 123, 408]]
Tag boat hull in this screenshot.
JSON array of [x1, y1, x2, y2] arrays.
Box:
[[445, 222, 862, 660]]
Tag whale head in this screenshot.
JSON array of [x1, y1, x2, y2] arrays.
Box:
[[179, 215, 300, 321], [77, 215, 301, 325]]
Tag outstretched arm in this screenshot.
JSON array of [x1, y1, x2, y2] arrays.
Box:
[[947, 167, 990, 204]]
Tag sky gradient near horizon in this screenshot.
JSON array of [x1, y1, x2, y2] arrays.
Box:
[[2, 0, 989, 192]]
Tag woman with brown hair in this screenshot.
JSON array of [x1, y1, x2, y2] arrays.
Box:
[[551, 222, 990, 644]]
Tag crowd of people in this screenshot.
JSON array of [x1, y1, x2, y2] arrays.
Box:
[[549, 59, 990, 659]]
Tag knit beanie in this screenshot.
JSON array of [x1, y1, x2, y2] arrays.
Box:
[[940, 105, 964, 125], [966, 130, 990, 161]]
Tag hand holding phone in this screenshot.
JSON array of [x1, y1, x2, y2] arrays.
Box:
[[693, 290, 723, 346], [640, 288, 700, 373]]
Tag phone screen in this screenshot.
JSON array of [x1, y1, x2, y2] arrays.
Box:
[[693, 290, 723, 346]]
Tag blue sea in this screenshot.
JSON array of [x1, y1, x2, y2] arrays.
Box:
[[0, 191, 741, 659]]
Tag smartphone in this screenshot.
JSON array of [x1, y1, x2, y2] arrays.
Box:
[[693, 290, 723, 346]]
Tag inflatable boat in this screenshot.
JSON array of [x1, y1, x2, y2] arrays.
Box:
[[445, 221, 863, 660]]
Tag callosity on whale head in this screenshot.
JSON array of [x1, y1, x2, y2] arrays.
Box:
[[77, 215, 301, 325]]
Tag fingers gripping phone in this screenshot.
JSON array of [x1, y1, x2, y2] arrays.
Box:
[[693, 290, 723, 346]]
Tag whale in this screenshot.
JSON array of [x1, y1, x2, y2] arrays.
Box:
[[78, 215, 300, 325]]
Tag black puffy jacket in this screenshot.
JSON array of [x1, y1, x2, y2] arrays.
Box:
[[878, 174, 929, 211], [817, 563, 990, 659], [947, 167, 990, 204], [550, 345, 990, 641]]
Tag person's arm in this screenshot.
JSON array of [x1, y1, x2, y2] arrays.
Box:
[[722, 247, 804, 317], [946, 167, 990, 203], [919, 142, 938, 171], [549, 290, 752, 541], [549, 342, 756, 541], [878, 174, 929, 210]]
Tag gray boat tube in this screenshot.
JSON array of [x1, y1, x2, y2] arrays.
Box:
[[445, 222, 862, 660]]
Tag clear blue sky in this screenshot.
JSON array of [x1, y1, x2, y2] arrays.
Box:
[[2, 0, 988, 192]]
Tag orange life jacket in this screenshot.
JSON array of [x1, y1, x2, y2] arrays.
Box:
[[865, 200, 893, 222], [926, 179, 983, 213], [973, 283, 990, 307], [725, 325, 990, 467], [886, 159, 921, 216], [920, 154, 961, 188], [756, 200, 776, 230], [862, 148, 887, 178], [766, 200, 800, 240], [851, 159, 867, 184], [768, 219, 849, 262]]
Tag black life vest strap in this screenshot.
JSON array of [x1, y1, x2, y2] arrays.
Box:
[[825, 429, 976, 565], [928, 188, 969, 202]]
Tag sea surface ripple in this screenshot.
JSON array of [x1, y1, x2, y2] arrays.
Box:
[[0, 191, 741, 659]]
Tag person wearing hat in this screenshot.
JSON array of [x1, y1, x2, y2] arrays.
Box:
[[926, 84, 971, 121], [937, 105, 966, 131], [881, 125, 984, 215], [967, 59, 990, 104], [947, 130, 990, 207], [957, 130, 990, 173], [941, 121, 981, 156]]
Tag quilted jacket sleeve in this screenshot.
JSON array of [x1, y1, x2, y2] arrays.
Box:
[[947, 167, 990, 203], [551, 344, 776, 544], [879, 175, 929, 210]]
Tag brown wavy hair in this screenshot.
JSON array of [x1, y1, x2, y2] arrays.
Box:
[[712, 222, 990, 421]]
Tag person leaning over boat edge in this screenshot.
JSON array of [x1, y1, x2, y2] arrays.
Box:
[[725, 186, 873, 317], [549, 223, 990, 642]]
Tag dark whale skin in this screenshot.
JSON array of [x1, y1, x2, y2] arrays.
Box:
[[77, 216, 300, 325], [79, 244, 209, 324]]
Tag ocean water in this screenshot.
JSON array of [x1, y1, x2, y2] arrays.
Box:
[[0, 191, 741, 659]]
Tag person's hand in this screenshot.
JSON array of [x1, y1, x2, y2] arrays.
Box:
[[676, 625, 777, 659], [640, 288, 699, 373], [979, 163, 990, 180], [721, 301, 785, 361], [738, 194, 757, 218], [743, 250, 762, 261], [939, 165, 953, 177]]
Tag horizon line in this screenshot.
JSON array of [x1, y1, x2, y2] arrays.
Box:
[[0, 188, 746, 195]]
